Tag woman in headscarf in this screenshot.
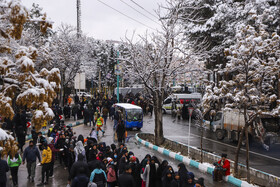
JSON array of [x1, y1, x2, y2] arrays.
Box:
[[186, 172, 195, 187], [171, 172, 181, 187], [162, 170, 173, 187], [178, 163, 188, 187], [142, 157, 159, 187], [157, 160, 169, 186], [74, 140, 86, 162]]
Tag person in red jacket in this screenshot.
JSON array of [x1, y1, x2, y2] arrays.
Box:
[[213, 153, 230, 182]]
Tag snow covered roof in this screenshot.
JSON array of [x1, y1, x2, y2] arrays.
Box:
[[115, 103, 142, 110]]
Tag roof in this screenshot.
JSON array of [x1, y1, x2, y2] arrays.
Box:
[[115, 103, 142, 110]]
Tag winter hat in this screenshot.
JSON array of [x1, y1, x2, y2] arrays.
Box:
[[48, 137, 54, 144], [130, 156, 137, 162], [107, 157, 113, 163], [196, 178, 205, 186], [221, 153, 227, 158]]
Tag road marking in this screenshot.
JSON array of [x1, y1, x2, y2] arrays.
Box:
[[166, 134, 280, 163]]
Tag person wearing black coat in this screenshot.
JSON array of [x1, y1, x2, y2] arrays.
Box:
[[171, 172, 181, 187], [68, 154, 90, 184], [118, 165, 136, 187], [178, 163, 188, 187], [129, 157, 142, 187], [71, 167, 89, 187], [162, 170, 173, 187], [0, 153, 9, 187], [116, 120, 125, 144], [186, 172, 195, 187]]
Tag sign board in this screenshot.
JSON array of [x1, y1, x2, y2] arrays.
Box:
[[74, 73, 86, 90], [115, 64, 122, 75], [188, 108, 194, 116]]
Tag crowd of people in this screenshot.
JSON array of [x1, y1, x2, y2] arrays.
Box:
[[0, 92, 232, 187], [0, 120, 206, 187]]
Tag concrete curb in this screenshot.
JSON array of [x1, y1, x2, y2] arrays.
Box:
[[135, 133, 255, 187], [26, 120, 84, 140]]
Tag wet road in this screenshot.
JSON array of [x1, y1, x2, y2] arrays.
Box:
[[138, 114, 280, 177], [10, 118, 234, 187]]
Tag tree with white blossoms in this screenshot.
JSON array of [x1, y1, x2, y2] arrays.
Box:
[[0, 0, 61, 135], [203, 10, 280, 181]]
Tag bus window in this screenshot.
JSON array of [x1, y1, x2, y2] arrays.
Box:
[[126, 109, 143, 121], [164, 98, 171, 104]]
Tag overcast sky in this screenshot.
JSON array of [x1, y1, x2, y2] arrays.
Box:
[[21, 0, 166, 41]]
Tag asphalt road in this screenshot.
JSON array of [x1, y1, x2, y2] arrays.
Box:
[[137, 114, 280, 177], [9, 118, 234, 187]]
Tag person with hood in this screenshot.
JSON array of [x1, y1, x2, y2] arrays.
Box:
[[89, 128, 98, 143], [47, 137, 62, 178], [157, 160, 169, 180], [7, 152, 22, 186], [71, 167, 89, 187], [74, 141, 86, 162], [106, 158, 117, 187], [186, 172, 195, 187], [141, 157, 159, 187], [178, 163, 188, 187], [171, 172, 181, 187], [22, 140, 41, 183], [90, 162, 107, 187], [195, 178, 205, 187], [37, 142, 52, 186], [162, 170, 173, 187], [118, 165, 136, 187], [68, 154, 90, 185], [162, 166, 175, 179]]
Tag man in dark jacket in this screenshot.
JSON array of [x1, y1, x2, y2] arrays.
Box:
[[68, 154, 90, 184], [0, 152, 9, 187], [22, 140, 41, 182], [118, 165, 136, 187], [71, 167, 89, 187]]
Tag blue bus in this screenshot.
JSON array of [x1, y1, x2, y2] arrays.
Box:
[[114, 103, 143, 130]]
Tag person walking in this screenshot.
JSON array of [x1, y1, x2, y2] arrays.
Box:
[[37, 142, 52, 186], [7, 152, 22, 187], [0, 152, 9, 187], [102, 107, 109, 125], [96, 114, 105, 136], [22, 140, 41, 183], [116, 120, 125, 145]]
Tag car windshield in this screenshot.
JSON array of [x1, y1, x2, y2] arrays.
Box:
[[126, 109, 143, 121]]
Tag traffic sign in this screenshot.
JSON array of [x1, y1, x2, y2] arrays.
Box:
[[188, 108, 194, 116]]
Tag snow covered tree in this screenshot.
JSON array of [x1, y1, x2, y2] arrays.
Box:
[[48, 24, 86, 104], [175, 0, 280, 81], [123, 1, 198, 145], [203, 9, 280, 181], [0, 0, 60, 131]]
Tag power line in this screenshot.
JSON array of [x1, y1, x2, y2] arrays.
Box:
[[119, 0, 161, 26], [96, 0, 157, 31], [129, 0, 158, 19]]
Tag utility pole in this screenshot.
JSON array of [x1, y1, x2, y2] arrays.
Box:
[[77, 0, 81, 38]]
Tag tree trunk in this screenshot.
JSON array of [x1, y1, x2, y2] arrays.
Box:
[[153, 91, 164, 145], [234, 126, 245, 177], [245, 124, 250, 182]]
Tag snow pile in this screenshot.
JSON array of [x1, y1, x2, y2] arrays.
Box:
[[0, 128, 13, 141]]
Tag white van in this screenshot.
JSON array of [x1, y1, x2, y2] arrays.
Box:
[[162, 93, 202, 114]]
